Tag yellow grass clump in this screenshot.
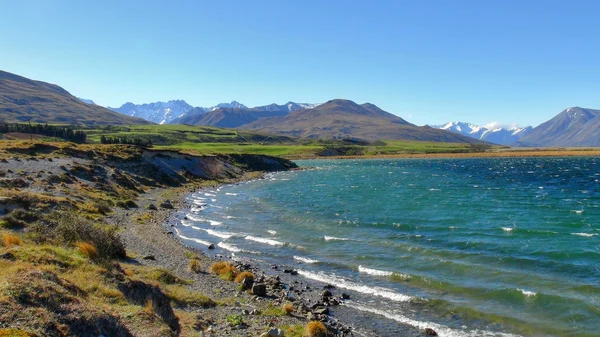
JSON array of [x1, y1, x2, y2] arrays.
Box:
[[2, 233, 23, 247], [283, 303, 294, 315], [209, 261, 238, 281], [305, 321, 327, 337], [75, 241, 98, 259], [234, 271, 254, 283], [189, 258, 202, 273]]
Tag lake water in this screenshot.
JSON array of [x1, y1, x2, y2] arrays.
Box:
[[176, 157, 600, 336]]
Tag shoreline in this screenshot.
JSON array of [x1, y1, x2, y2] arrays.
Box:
[[115, 172, 374, 336], [289, 148, 600, 160]]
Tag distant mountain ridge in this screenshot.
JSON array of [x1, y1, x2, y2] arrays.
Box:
[[108, 100, 318, 124], [515, 107, 600, 147], [0, 70, 150, 125], [433, 121, 532, 145], [172, 101, 320, 128], [241, 99, 482, 143], [109, 100, 194, 124]]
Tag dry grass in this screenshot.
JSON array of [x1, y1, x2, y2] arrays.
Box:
[[2, 233, 23, 247], [283, 303, 294, 315], [164, 284, 216, 308], [0, 328, 33, 336], [234, 271, 254, 283], [188, 258, 202, 273], [209, 261, 239, 281], [75, 241, 98, 260], [305, 321, 327, 337]]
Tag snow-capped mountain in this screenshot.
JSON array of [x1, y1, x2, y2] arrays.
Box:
[[254, 102, 319, 112], [212, 101, 248, 110], [108, 99, 320, 124], [77, 97, 96, 105], [516, 107, 600, 147], [433, 121, 532, 145], [109, 100, 194, 124]]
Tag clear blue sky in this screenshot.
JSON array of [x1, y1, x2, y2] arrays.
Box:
[[1, 0, 599, 127]]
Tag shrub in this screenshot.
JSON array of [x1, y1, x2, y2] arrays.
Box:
[[149, 268, 187, 285], [39, 212, 126, 259], [209, 261, 238, 281], [305, 321, 327, 337], [189, 258, 202, 273], [283, 303, 294, 315], [226, 314, 244, 326], [116, 200, 138, 209], [2, 233, 23, 247], [234, 271, 254, 283], [75, 241, 98, 260]]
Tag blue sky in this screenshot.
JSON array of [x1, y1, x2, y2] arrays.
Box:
[[1, 0, 599, 127]]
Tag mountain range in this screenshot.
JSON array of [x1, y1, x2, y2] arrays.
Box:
[[171, 102, 320, 128], [433, 122, 533, 145], [240, 99, 481, 143], [2, 70, 599, 146], [515, 107, 600, 147], [0, 70, 149, 125]]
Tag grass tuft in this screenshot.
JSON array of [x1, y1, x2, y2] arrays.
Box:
[[209, 261, 239, 281], [305, 321, 327, 337], [188, 258, 202, 273], [2, 233, 23, 247], [75, 241, 98, 260], [234, 271, 254, 283], [283, 303, 294, 315]]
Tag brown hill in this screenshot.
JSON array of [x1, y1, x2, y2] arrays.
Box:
[[241, 99, 481, 142], [171, 107, 288, 128], [0, 70, 151, 125]]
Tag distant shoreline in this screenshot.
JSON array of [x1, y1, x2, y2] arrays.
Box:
[[295, 148, 600, 160]]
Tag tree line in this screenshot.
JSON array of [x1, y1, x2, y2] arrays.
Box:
[[100, 135, 152, 146], [0, 122, 87, 143]]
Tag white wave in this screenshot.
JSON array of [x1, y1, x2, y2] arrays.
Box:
[[217, 242, 241, 252], [294, 256, 320, 264], [204, 193, 216, 197], [190, 206, 204, 213], [517, 288, 537, 297], [174, 229, 213, 247], [344, 302, 521, 337], [224, 215, 236, 219], [225, 192, 238, 196], [359, 265, 394, 277], [192, 199, 207, 206], [267, 230, 277, 235], [245, 235, 285, 246], [501, 227, 514, 232], [204, 229, 235, 239], [185, 214, 223, 226], [429, 188, 441, 191], [449, 226, 459, 229], [297, 270, 412, 302], [324, 235, 351, 241], [571, 233, 598, 237], [572, 210, 584, 214]]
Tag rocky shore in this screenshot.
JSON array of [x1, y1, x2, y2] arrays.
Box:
[[113, 175, 364, 336]]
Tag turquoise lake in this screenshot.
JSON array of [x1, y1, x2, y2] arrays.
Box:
[[176, 157, 600, 336]]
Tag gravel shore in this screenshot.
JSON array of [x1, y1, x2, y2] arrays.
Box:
[[111, 179, 361, 337]]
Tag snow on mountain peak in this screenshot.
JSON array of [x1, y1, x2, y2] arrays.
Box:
[[434, 121, 532, 145]]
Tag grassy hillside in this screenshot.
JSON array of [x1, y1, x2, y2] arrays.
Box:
[[0, 141, 300, 336], [0, 70, 151, 126], [84, 124, 295, 145]]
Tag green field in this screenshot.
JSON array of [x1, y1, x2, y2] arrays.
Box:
[[0, 123, 490, 158]]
